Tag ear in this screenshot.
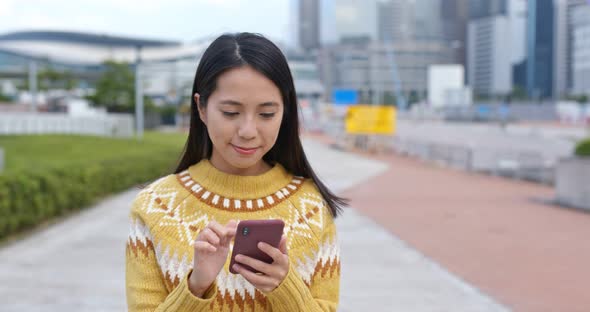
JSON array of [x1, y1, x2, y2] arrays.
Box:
[[194, 93, 207, 126]]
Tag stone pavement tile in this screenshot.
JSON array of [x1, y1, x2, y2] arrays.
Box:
[[303, 139, 509, 312], [336, 208, 508, 312], [335, 144, 590, 312], [0, 188, 135, 311]]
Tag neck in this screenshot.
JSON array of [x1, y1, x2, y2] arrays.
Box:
[[209, 153, 272, 176]]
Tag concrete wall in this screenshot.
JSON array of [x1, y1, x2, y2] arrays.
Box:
[[428, 65, 465, 108], [556, 157, 590, 211]]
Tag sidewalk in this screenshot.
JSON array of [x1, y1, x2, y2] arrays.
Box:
[[305, 132, 590, 312], [0, 138, 509, 311], [0, 188, 132, 311], [303, 139, 509, 311]]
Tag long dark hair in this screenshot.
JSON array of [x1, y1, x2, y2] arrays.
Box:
[[174, 32, 346, 218]]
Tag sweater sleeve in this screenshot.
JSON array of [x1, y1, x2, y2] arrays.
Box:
[[265, 212, 341, 312], [125, 201, 217, 311]]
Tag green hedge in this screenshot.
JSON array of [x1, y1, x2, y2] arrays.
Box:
[[0, 133, 185, 240], [0, 152, 179, 239], [575, 138, 590, 157]]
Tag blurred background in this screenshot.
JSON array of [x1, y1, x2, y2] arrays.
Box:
[[0, 0, 590, 311], [1, 0, 590, 128]]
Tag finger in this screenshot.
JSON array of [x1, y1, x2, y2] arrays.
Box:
[[226, 219, 238, 229], [208, 221, 235, 246], [194, 240, 216, 253], [278, 235, 288, 255], [207, 221, 227, 238], [225, 220, 238, 238], [232, 264, 274, 289], [234, 254, 274, 276], [208, 221, 231, 245], [200, 228, 220, 245], [258, 242, 286, 264]]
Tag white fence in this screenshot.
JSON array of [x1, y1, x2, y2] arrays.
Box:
[[0, 113, 134, 138], [391, 137, 556, 185], [320, 114, 578, 186]]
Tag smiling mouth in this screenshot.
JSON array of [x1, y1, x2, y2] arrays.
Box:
[[232, 144, 259, 155]]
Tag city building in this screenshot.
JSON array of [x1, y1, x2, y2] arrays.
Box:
[[565, 0, 589, 93], [526, 0, 555, 99], [298, 0, 320, 51], [467, 16, 512, 96], [469, 0, 508, 19], [571, 3, 590, 95]]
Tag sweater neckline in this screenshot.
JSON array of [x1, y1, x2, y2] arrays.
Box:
[[176, 159, 305, 211]]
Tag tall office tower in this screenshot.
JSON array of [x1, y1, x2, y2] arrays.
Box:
[[298, 0, 320, 51], [526, 0, 555, 99], [469, 0, 508, 19], [441, 0, 469, 65], [571, 2, 590, 95], [468, 16, 512, 96], [565, 0, 588, 92]]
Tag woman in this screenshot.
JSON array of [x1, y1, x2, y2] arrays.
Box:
[[126, 32, 346, 311]]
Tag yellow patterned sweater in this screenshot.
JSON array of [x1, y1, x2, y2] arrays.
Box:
[[125, 159, 340, 311]]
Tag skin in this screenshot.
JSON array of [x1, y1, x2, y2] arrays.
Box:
[[188, 65, 290, 298]]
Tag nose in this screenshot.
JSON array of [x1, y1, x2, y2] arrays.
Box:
[[237, 117, 257, 140]]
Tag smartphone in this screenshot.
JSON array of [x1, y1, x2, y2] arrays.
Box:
[[229, 219, 285, 274]]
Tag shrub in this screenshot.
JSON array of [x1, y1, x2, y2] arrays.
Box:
[[574, 138, 590, 157]]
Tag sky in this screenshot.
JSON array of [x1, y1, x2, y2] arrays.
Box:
[[0, 0, 292, 43]]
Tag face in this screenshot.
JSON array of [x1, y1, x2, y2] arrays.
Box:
[[196, 65, 284, 176]]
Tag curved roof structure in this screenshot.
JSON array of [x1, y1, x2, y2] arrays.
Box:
[[0, 31, 179, 47], [0, 31, 207, 65]]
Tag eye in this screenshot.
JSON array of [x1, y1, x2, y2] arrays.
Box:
[[222, 112, 239, 117], [260, 113, 275, 119]]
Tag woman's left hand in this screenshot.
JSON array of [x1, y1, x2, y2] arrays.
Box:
[[232, 235, 289, 293]]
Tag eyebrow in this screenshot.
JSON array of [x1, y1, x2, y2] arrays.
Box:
[[220, 100, 279, 107]]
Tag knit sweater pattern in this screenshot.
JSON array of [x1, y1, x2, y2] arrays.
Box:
[[125, 159, 340, 311]]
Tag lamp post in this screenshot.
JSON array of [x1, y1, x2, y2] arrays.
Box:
[[135, 45, 144, 139], [28, 60, 37, 112]]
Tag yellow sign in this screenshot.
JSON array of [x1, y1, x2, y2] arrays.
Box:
[[345, 105, 396, 135]]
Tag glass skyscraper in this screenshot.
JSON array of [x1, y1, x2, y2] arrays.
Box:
[[526, 0, 555, 98]]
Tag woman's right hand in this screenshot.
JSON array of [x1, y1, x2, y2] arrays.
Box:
[[188, 220, 238, 297]]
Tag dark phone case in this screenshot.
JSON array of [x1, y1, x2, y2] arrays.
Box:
[[229, 219, 285, 274]]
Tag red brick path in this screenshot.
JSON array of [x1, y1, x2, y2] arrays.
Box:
[[304, 132, 590, 312]]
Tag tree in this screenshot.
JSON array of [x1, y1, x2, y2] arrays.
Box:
[[89, 60, 159, 114], [0, 92, 11, 102], [382, 91, 396, 105], [91, 61, 136, 112], [408, 90, 420, 105], [510, 86, 527, 101], [39, 68, 77, 90], [20, 67, 78, 91], [564, 94, 589, 104]]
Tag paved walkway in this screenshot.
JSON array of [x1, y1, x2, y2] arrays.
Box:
[[307, 132, 590, 312], [0, 188, 132, 311], [0, 138, 509, 311], [303, 139, 509, 312]]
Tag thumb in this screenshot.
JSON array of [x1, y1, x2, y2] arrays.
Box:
[[278, 235, 288, 255]]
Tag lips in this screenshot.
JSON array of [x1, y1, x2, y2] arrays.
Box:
[[232, 144, 258, 155]]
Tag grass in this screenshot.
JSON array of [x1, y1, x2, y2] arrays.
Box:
[[0, 131, 187, 174]]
